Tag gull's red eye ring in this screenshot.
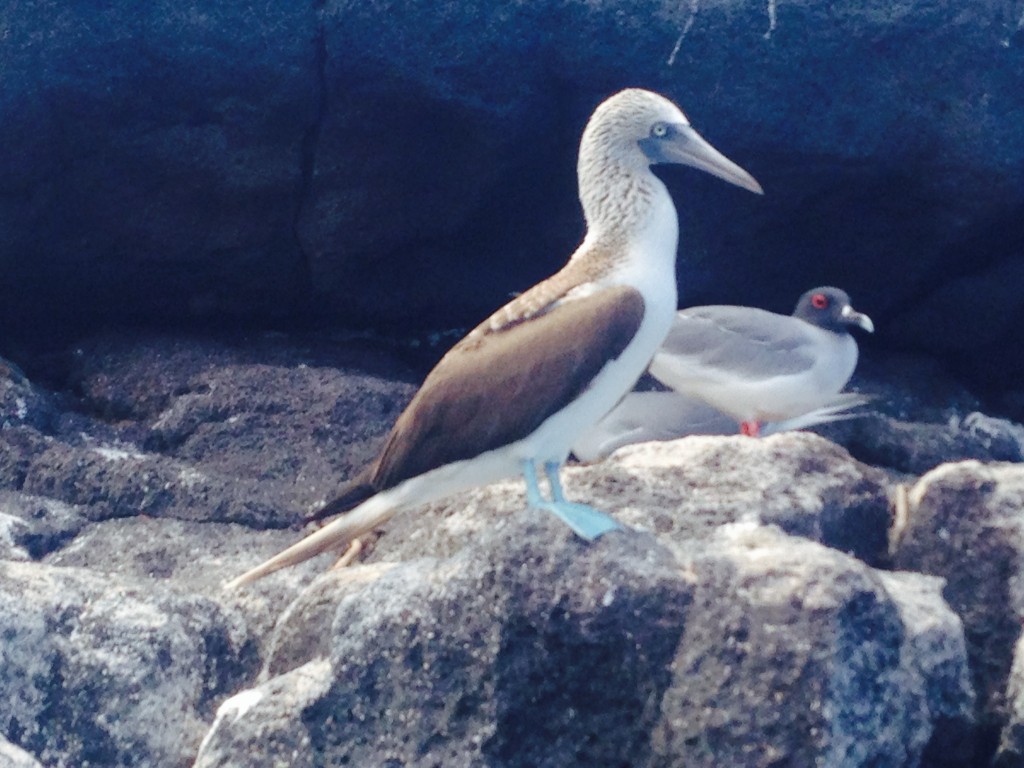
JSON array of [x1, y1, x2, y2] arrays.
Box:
[[811, 293, 828, 309]]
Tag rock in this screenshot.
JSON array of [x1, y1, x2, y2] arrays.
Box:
[[198, 520, 693, 767], [68, 333, 415, 514], [0, 491, 89, 561], [193, 660, 333, 768], [831, 412, 1024, 477], [198, 515, 974, 768], [0, 737, 43, 768], [1, 2, 1023, 401], [649, 525, 943, 768], [0, 357, 58, 432], [590, 433, 892, 567], [876, 571, 976, 767], [0, 560, 258, 768], [995, 635, 1024, 768], [893, 461, 1024, 758], [0, 334, 418, 529], [43, 516, 325, 646], [16, 437, 297, 528], [819, 354, 1024, 475]]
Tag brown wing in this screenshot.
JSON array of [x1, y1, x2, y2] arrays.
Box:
[[368, 284, 645, 490]]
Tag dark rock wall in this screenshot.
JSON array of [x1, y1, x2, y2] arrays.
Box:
[[2, 0, 1023, 398]]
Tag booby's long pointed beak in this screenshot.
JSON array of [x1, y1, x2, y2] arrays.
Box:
[[841, 304, 875, 333], [656, 124, 763, 195]]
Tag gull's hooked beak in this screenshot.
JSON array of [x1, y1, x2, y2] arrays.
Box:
[[641, 123, 764, 195], [840, 304, 875, 333]]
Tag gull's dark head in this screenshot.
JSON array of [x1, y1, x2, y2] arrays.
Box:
[[794, 287, 875, 334]]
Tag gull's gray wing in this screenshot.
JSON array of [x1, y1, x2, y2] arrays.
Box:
[[656, 306, 820, 382]]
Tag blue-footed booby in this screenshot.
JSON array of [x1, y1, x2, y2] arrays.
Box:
[[226, 88, 762, 589], [645, 286, 874, 438]]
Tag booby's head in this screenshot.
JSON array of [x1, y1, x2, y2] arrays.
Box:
[[794, 287, 875, 334], [579, 89, 764, 187], [577, 88, 762, 235]]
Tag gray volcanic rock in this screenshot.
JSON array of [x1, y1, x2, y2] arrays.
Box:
[[834, 412, 1024, 477], [2, 1, 1023, 400], [590, 433, 892, 565], [0, 336, 417, 528], [0, 737, 43, 768], [198, 519, 974, 768], [0, 491, 89, 561], [0, 334, 1020, 766], [819, 354, 1024, 475], [877, 571, 977, 767], [42, 516, 327, 649], [202, 523, 692, 767], [18, 438, 294, 528], [0, 560, 258, 768], [0, 359, 58, 433], [893, 461, 1024, 757], [996, 635, 1024, 768], [649, 525, 958, 768]]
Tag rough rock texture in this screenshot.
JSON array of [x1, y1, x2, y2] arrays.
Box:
[[2, 1, 1023, 402], [648, 527, 950, 768], [893, 461, 1024, 761], [0, 492, 88, 562], [0, 737, 44, 768], [877, 571, 977, 767], [0, 335, 1020, 766], [996, 635, 1024, 768], [0, 334, 417, 530], [234, 525, 691, 768], [821, 353, 1024, 476], [195, 520, 974, 768], [0, 561, 257, 768]]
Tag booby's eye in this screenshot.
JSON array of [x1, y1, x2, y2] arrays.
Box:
[[811, 293, 829, 309], [651, 122, 669, 138]]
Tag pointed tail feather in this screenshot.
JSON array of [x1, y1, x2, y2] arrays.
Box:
[[224, 493, 397, 590], [760, 392, 873, 435]]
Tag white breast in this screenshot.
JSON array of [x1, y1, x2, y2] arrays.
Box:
[[516, 179, 681, 464]]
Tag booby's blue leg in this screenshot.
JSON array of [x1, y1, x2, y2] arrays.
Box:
[[520, 460, 620, 540], [542, 461, 571, 504], [522, 460, 547, 508]]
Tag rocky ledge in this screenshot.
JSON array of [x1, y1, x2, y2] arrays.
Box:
[[0, 332, 1023, 767]]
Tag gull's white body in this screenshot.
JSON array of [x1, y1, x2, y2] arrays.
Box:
[[649, 321, 858, 423], [649, 292, 869, 426], [574, 287, 874, 458]]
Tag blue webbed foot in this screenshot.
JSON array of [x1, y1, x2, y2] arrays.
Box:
[[521, 460, 621, 540], [532, 498, 621, 540]]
